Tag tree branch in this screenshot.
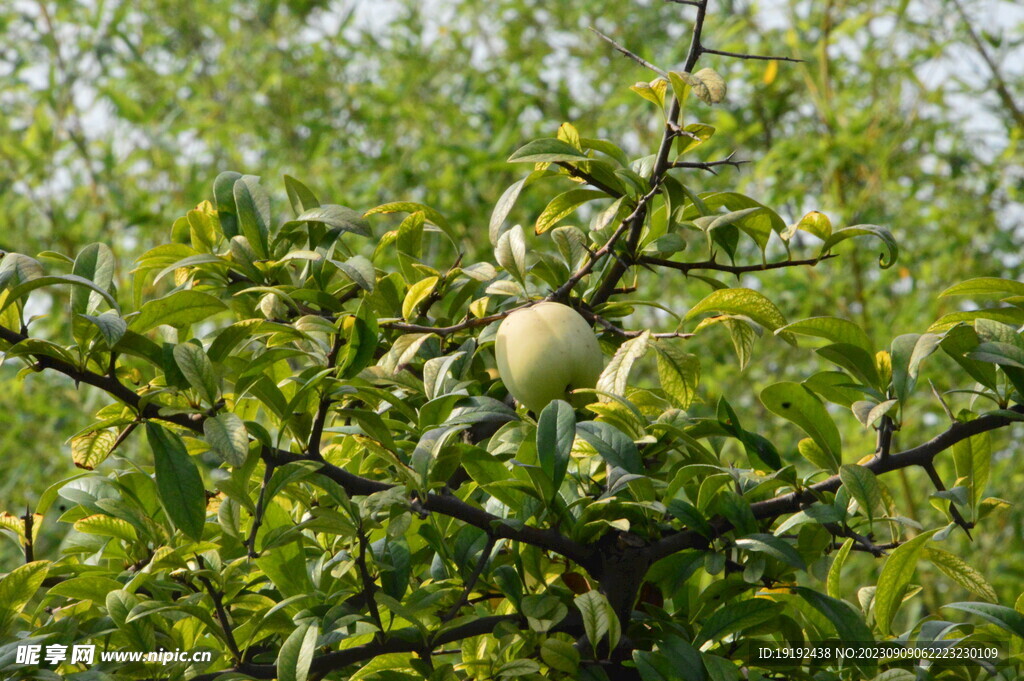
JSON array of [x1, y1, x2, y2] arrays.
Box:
[[548, 184, 660, 303], [668, 151, 750, 174], [556, 161, 625, 198], [588, 0, 709, 306], [0, 323, 596, 567], [189, 615, 523, 681], [194, 557, 243, 663], [645, 405, 1024, 562], [245, 460, 275, 558], [379, 306, 528, 337], [589, 27, 668, 77], [701, 47, 803, 63], [443, 534, 496, 621], [947, 0, 1024, 129], [639, 253, 835, 275]]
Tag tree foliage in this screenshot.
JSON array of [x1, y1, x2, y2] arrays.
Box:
[[1, 1, 1024, 680]]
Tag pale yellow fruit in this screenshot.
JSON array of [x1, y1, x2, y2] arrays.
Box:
[[495, 302, 604, 413]]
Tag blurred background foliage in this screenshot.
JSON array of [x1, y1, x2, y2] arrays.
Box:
[[1, 0, 1022, 611]]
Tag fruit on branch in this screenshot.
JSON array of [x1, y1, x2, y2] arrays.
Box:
[[495, 302, 604, 413]]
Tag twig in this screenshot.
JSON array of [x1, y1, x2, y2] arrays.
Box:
[[356, 526, 385, 635], [188, 615, 525, 681], [701, 47, 803, 63], [588, 0, 709, 306], [646, 403, 1024, 561], [824, 523, 888, 558], [22, 506, 34, 563], [307, 332, 345, 456], [577, 308, 693, 340], [947, 0, 1024, 129], [588, 27, 668, 77], [194, 556, 243, 663], [922, 462, 973, 539], [2, 320, 598, 568], [556, 161, 625, 198], [640, 253, 834, 275], [443, 534, 496, 621], [832, 540, 901, 553], [668, 152, 750, 174], [875, 415, 895, 460], [380, 306, 529, 337], [550, 182, 664, 303], [245, 462, 275, 558]]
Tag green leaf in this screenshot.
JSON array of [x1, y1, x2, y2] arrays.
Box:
[[735, 533, 806, 569], [795, 587, 873, 643], [285, 204, 371, 237], [828, 538, 854, 599], [630, 78, 668, 108], [0, 561, 49, 614], [71, 243, 115, 315], [598, 331, 651, 399], [687, 192, 786, 252], [851, 399, 897, 428], [283, 174, 319, 215], [80, 311, 127, 347], [891, 333, 941, 403], [233, 175, 271, 259], [495, 224, 527, 283], [146, 423, 207, 541], [46, 575, 123, 603], [402, 276, 438, 321], [695, 598, 782, 645], [490, 177, 528, 244], [691, 68, 727, 104], [365, 202, 452, 241], [131, 290, 227, 333], [940, 277, 1024, 298], [508, 138, 591, 164], [820, 224, 898, 268], [535, 189, 606, 234], [497, 660, 541, 677], [71, 429, 119, 470], [687, 288, 788, 335], [332, 255, 376, 291], [941, 601, 1024, 638], [968, 341, 1024, 369], [1, 274, 121, 316], [213, 171, 242, 238], [204, 412, 249, 467], [74, 514, 137, 542], [576, 421, 642, 474], [575, 591, 613, 654], [794, 211, 832, 240], [925, 547, 997, 602], [173, 342, 219, 405], [778, 316, 871, 353], [929, 307, 1024, 333], [667, 499, 712, 537], [840, 465, 883, 525], [540, 638, 579, 674], [952, 431, 990, 513], [536, 400, 575, 494], [874, 529, 938, 635], [939, 324, 998, 389], [655, 342, 700, 409], [760, 382, 841, 469], [816, 343, 881, 388], [0, 252, 43, 288], [277, 622, 320, 681]]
